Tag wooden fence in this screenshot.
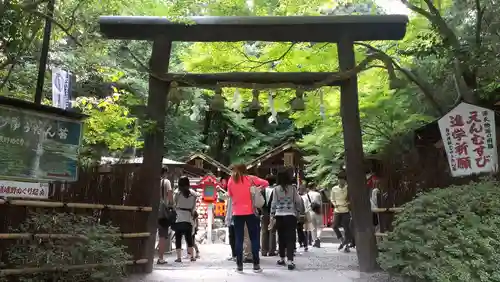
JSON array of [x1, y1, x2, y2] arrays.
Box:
[[0, 164, 151, 277]]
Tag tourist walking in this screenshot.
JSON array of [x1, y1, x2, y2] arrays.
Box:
[[157, 168, 173, 265], [173, 176, 197, 262], [330, 170, 353, 252], [261, 174, 277, 257], [227, 164, 269, 273], [303, 183, 323, 248], [271, 169, 302, 270], [296, 187, 308, 252]]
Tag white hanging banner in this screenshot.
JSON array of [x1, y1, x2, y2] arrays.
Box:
[[319, 90, 326, 120], [268, 91, 277, 124], [52, 68, 73, 110], [438, 102, 498, 177], [231, 89, 242, 110]]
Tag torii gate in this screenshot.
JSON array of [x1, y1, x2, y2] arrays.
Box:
[[99, 15, 408, 273]]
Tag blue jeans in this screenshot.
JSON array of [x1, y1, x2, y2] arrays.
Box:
[[233, 214, 260, 265]]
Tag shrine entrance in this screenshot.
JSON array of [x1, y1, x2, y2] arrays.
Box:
[[99, 15, 408, 273]]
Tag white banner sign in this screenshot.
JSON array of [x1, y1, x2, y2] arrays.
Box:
[[0, 180, 49, 199], [51, 68, 72, 110], [438, 102, 498, 177]]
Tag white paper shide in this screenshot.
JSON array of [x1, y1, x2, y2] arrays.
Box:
[[438, 102, 498, 177]]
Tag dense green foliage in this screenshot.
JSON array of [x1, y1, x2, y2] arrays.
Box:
[[378, 180, 500, 282], [4, 213, 130, 282], [1, 0, 500, 173]]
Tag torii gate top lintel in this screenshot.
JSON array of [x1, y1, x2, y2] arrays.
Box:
[[99, 15, 408, 42]]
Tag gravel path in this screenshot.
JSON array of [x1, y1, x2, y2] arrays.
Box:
[[126, 241, 402, 282]]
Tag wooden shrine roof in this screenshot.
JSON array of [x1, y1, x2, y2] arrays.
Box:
[[99, 15, 408, 42], [246, 140, 302, 169], [185, 152, 231, 175]]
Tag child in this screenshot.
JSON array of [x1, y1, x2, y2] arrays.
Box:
[[192, 211, 200, 258]]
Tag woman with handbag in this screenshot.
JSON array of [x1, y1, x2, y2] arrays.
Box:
[[270, 168, 303, 270], [227, 164, 269, 273], [173, 176, 197, 263]]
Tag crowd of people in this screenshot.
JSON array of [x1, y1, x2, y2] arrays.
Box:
[[156, 165, 378, 273]]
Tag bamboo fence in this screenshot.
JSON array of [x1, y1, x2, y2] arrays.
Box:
[[0, 259, 148, 276], [0, 232, 150, 240], [0, 199, 152, 211], [0, 165, 155, 276]]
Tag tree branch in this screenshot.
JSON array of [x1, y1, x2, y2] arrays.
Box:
[[399, 0, 462, 64], [401, 0, 479, 101], [234, 43, 296, 70], [354, 42, 444, 115], [0, 26, 41, 90], [18, 4, 83, 47]]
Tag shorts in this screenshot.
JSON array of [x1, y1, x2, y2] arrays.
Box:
[[158, 225, 169, 238]]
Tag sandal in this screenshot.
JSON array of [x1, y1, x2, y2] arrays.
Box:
[[174, 258, 182, 263]]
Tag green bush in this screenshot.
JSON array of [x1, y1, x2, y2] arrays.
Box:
[[378, 180, 500, 282], [3, 212, 131, 282]]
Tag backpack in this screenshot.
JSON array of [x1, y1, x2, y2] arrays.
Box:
[[307, 193, 321, 214]]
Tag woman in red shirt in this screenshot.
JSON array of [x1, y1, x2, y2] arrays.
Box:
[[227, 164, 269, 273]]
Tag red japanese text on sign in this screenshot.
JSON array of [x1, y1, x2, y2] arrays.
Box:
[[439, 103, 498, 177], [0, 181, 49, 199], [450, 114, 465, 127]]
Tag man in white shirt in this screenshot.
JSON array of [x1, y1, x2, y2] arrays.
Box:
[[330, 171, 353, 252], [302, 183, 323, 248]]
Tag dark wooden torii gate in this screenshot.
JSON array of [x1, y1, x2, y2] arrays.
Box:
[[99, 15, 408, 273]]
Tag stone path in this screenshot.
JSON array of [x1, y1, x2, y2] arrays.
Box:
[[126, 241, 399, 282]]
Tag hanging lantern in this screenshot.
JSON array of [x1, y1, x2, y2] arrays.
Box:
[[290, 88, 305, 111], [210, 88, 224, 111], [168, 81, 181, 104], [249, 89, 261, 111]]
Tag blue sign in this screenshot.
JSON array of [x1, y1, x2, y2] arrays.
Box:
[[0, 105, 83, 182]]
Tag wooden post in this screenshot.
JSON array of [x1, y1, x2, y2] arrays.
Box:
[[139, 37, 172, 273], [337, 40, 378, 272]]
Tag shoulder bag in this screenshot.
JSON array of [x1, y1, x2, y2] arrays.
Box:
[[307, 193, 322, 214], [250, 177, 266, 209]]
